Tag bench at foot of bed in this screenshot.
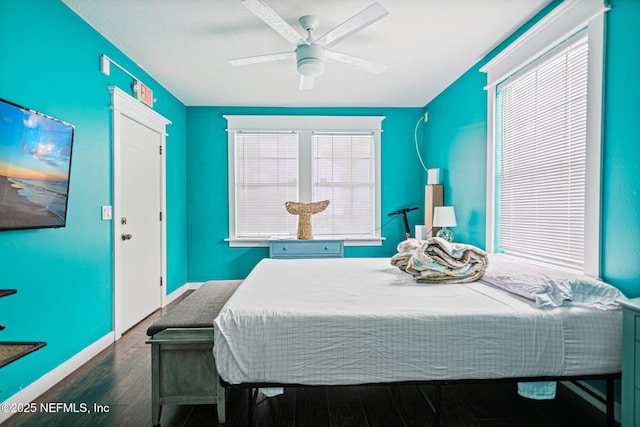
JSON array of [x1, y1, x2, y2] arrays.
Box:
[[146, 280, 242, 426]]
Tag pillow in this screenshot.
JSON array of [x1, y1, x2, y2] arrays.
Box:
[[566, 278, 627, 309], [482, 254, 626, 310]]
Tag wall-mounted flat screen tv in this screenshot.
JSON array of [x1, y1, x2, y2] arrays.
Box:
[[0, 98, 74, 231]]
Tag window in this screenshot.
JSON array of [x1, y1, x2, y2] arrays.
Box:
[[225, 115, 384, 247], [496, 32, 588, 270], [481, 0, 607, 275]]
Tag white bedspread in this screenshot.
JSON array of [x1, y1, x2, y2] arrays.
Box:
[[213, 257, 621, 386]]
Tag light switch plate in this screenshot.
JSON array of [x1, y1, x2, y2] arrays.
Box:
[[102, 205, 112, 220]]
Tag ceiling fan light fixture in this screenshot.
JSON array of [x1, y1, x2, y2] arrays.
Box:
[[296, 44, 326, 77], [230, 1, 389, 87]]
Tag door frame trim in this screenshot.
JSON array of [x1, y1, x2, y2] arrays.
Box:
[[109, 86, 171, 340]]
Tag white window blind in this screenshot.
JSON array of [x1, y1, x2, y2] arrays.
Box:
[[496, 32, 588, 269], [312, 132, 375, 237], [235, 131, 299, 238]]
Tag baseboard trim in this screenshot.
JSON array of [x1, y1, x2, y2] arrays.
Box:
[[165, 281, 243, 307], [162, 283, 193, 307], [561, 380, 621, 423], [164, 282, 204, 307], [185, 281, 206, 290], [0, 332, 115, 424]]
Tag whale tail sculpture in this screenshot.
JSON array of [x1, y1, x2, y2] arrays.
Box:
[[285, 200, 330, 239]]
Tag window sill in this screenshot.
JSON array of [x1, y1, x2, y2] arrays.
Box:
[[225, 237, 385, 248]]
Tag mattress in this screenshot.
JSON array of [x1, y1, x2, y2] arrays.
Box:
[[213, 257, 621, 386]]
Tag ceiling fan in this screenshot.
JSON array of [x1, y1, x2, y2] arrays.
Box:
[[228, 0, 389, 90]]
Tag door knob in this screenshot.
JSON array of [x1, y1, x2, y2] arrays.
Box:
[[121, 233, 133, 241]]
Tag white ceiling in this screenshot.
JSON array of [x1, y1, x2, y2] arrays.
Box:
[[62, 0, 550, 108]]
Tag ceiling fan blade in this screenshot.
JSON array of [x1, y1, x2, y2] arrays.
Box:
[[228, 51, 295, 66], [241, 0, 307, 46], [314, 2, 388, 49], [326, 50, 386, 74], [300, 75, 314, 90]]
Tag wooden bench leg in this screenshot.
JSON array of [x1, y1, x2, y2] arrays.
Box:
[[216, 379, 226, 423], [151, 344, 161, 426], [152, 404, 162, 426]]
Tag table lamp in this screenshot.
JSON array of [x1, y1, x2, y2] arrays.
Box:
[[433, 206, 457, 242]]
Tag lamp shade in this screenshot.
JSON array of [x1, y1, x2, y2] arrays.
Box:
[[433, 206, 457, 228]]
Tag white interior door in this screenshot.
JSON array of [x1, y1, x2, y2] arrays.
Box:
[[118, 115, 162, 333], [111, 86, 170, 339]]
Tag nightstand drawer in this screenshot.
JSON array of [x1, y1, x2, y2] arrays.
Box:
[[269, 240, 344, 259]]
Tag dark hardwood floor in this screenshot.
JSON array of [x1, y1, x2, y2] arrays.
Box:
[[1, 292, 618, 427]]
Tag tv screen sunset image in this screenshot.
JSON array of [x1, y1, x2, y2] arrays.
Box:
[[0, 100, 74, 230]]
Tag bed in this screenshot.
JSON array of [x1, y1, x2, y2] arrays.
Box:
[[213, 255, 623, 425]]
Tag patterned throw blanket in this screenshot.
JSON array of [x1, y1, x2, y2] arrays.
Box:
[[391, 237, 488, 283]]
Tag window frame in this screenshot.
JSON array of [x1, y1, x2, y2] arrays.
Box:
[[480, 0, 608, 276], [224, 115, 385, 248]]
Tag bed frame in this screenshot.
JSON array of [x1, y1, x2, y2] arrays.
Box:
[[224, 372, 619, 427]]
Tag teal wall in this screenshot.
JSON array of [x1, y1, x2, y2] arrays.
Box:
[[421, 70, 488, 248], [423, 0, 640, 298], [186, 107, 425, 281], [0, 0, 187, 400], [600, 0, 640, 297]]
